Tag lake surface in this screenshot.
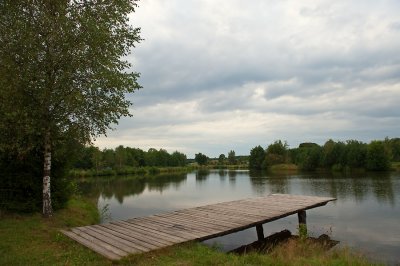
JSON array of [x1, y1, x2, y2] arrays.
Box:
[[79, 170, 400, 265]]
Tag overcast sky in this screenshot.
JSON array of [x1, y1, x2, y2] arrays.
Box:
[[95, 0, 400, 158]]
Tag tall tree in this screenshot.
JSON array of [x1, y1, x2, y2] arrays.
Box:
[[0, 1, 141, 216], [265, 140, 288, 165], [249, 146, 266, 170], [218, 154, 226, 164], [366, 141, 390, 171], [228, 150, 236, 165], [195, 153, 208, 166]]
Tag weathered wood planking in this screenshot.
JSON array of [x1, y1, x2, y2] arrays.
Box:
[[61, 194, 336, 260]]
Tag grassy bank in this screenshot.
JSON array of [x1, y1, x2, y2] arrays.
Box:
[[0, 196, 380, 265], [391, 162, 400, 171], [69, 161, 400, 179], [69, 166, 195, 178], [0, 196, 104, 265], [269, 163, 299, 172]]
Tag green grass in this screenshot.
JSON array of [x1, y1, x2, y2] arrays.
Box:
[[391, 162, 400, 171], [0, 196, 107, 266], [0, 196, 381, 266], [269, 163, 299, 172], [69, 166, 194, 178], [124, 239, 378, 266]]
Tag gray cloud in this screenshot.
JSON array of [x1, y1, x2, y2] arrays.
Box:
[[96, 0, 400, 157]]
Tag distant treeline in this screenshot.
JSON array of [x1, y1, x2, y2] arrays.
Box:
[[72, 146, 187, 174], [249, 138, 400, 171], [72, 138, 399, 175]]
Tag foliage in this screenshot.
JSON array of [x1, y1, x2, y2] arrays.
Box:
[[366, 141, 391, 171], [296, 145, 322, 171], [0, 0, 141, 215], [218, 154, 226, 164], [267, 140, 288, 156], [345, 140, 367, 168], [0, 0, 142, 149], [228, 150, 237, 164], [265, 140, 288, 166], [71, 145, 188, 174], [299, 142, 319, 149], [195, 153, 209, 166], [249, 145, 266, 170], [389, 138, 400, 162], [321, 140, 346, 169], [0, 139, 81, 212]]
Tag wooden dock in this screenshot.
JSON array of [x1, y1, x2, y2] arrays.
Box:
[[61, 194, 336, 260]]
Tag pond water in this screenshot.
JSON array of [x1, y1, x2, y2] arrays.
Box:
[[79, 170, 400, 265]]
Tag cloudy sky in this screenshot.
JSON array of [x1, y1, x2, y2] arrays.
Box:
[[95, 0, 400, 158]]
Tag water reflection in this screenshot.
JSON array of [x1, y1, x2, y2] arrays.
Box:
[[78, 170, 400, 264], [79, 173, 186, 204], [79, 170, 399, 210]]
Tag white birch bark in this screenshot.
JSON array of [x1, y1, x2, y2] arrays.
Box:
[[43, 132, 52, 217]]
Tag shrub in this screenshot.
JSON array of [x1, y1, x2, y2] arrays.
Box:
[[0, 148, 72, 213]]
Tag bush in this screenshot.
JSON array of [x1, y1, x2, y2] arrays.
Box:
[[366, 141, 390, 171], [297, 146, 322, 171], [249, 145, 266, 170], [0, 148, 72, 213]]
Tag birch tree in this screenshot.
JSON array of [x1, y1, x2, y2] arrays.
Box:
[[0, 0, 141, 217]]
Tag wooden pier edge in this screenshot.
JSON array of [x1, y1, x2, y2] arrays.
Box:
[[61, 194, 336, 260]]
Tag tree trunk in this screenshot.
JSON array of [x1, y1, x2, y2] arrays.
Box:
[[43, 131, 53, 217]]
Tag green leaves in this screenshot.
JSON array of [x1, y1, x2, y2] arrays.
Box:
[[0, 0, 142, 151]]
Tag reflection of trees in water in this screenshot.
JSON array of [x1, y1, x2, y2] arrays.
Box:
[[299, 172, 396, 206], [218, 169, 227, 181], [78, 173, 187, 204], [249, 175, 290, 195], [79, 171, 399, 207], [146, 173, 186, 193], [228, 170, 237, 178], [228, 170, 236, 186], [246, 171, 398, 205], [248, 171, 290, 195], [370, 173, 395, 206], [266, 175, 290, 194], [196, 169, 210, 184], [78, 177, 146, 204], [249, 177, 267, 195]]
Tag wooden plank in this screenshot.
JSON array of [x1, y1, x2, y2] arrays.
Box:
[[198, 205, 277, 219], [152, 212, 233, 232], [256, 224, 264, 241], [128, 216, 205, 239], [162, 209, 246, 228], [101, 223, 167, 249], [120, 221, 189, 242], [61, 230, 122, 260], [113, 221, 178, 246], [71, 228, 128, 257], [75, 227, 140, 254], [125, 218, 197, 240], [213, 203, 300, 215], [138, 215, 218, 236], [94, 225, 157, 252], [180, 206, 261, 221]]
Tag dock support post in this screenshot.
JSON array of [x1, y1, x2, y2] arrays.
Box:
[[256, 224, 264, 241], [297, 210, 307, 236]]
